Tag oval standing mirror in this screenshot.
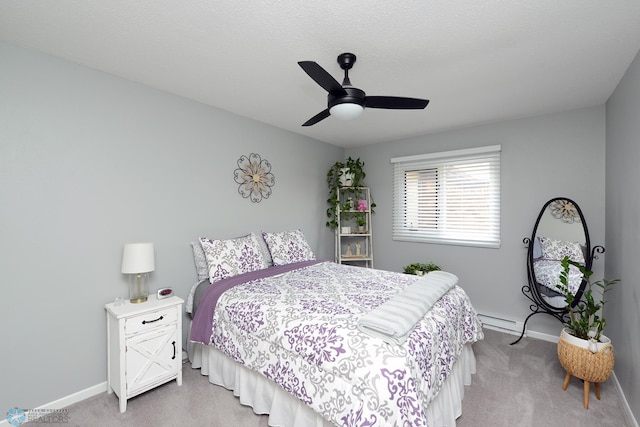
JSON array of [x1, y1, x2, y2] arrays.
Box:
[[511, 197, 604, 345]]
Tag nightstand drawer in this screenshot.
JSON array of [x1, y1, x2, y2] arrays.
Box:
[[125, 306, 178, 335]]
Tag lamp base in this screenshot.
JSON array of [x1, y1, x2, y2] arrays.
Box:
[[129, 272, 150, 304]]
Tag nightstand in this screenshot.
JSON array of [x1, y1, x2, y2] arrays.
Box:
[[105, 295, 184, 413]]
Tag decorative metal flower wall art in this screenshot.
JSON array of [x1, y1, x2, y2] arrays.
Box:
[[234, 153, 275, 203], [550, 199, 581, 224]]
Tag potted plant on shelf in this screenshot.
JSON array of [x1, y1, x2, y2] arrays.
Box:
[[555, 256, 619, 408], [326, 157, 376, 229], [327, 157, 366, 189], [403, 262, 441, 276], [354, 211, 367, 232], [354, 199, 368, 231]]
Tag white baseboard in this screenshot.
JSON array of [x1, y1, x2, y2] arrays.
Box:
[[477, 313, 523, 335], [0, 382, 107, 426], [611, 371, 639, 427], [478, 312, 561, 343], [522, 329, 560, 343], [480, 324, 559, 343]]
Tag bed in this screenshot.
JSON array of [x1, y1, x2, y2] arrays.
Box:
[[186, 230, 484, 426], [531, 236, 585, 308]]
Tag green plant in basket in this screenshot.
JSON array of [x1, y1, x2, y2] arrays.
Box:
[[556, 256, 619, 342]]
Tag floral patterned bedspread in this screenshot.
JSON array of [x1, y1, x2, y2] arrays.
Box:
[[193, 261, 483, 426]]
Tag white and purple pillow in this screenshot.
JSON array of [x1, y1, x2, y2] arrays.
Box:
[[262, 229, 316, 266], [539, 236, 585, 264], [199, 233, 268, 284], [191, 241, 210, 282]]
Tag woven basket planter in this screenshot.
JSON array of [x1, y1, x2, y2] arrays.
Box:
[[557, 329, 614, 383]]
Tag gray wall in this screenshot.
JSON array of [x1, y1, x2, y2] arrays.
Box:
[[3, 40, 637, 420], [347, 106, 607, 337], [0, 44, 342, 411], [605, 48, 640, 422]]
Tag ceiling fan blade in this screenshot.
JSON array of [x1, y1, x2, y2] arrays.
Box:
[[302, 109, 331, 127], [365, 96, 429, 110], [298, 61, 348, 96]]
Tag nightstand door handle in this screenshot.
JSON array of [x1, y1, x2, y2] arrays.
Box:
[[172, 341, 176, 359], [142, 315, 164, 325]]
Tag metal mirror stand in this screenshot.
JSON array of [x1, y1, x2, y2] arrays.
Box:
[[510, 197, 604, 345]]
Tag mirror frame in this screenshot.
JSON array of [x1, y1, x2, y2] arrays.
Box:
[[511, 197, 604, 345], [528, 197, 590, 312]]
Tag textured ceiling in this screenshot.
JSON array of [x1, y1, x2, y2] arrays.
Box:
[[2, 1, 640, 148]]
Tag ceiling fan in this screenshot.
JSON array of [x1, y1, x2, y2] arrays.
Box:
[[298, 52, 429, 127]]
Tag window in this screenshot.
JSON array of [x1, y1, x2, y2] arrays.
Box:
[[391, 145, 501, 248]]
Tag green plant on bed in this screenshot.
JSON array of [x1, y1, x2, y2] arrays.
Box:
[[555, 256, 619, 341], [403, 262, 441, 275]]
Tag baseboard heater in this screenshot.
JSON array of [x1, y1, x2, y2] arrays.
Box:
[[477, 313, 523, 335]]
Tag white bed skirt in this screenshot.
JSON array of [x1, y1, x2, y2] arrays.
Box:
[[187, 337, 476, 427]]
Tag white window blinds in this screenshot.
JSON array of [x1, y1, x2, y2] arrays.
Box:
[[391, 145, 501, 248]]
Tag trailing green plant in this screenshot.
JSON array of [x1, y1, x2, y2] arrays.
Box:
[[403, 262, 441, 275], [326, 157, 376, 229], [327, 157, 367, 189], [556, 256, 619, 342]]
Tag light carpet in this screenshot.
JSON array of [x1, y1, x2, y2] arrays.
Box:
[[24, 329, 631, 426]]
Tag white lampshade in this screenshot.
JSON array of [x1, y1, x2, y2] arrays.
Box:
[[121, 243, 155, 274], [121, 243, 154, 303], [329, 103, 364, 120]]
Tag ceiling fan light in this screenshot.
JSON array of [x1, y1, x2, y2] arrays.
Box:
[[329, 103, 364, 120]]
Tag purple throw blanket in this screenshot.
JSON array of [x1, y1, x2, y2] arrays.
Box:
[[190, 260, 322, 344]]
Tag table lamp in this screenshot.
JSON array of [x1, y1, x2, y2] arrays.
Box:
[[121, 243, 155, 303]]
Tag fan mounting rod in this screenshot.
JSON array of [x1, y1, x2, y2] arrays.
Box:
[[337, 53, 356, 86]]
